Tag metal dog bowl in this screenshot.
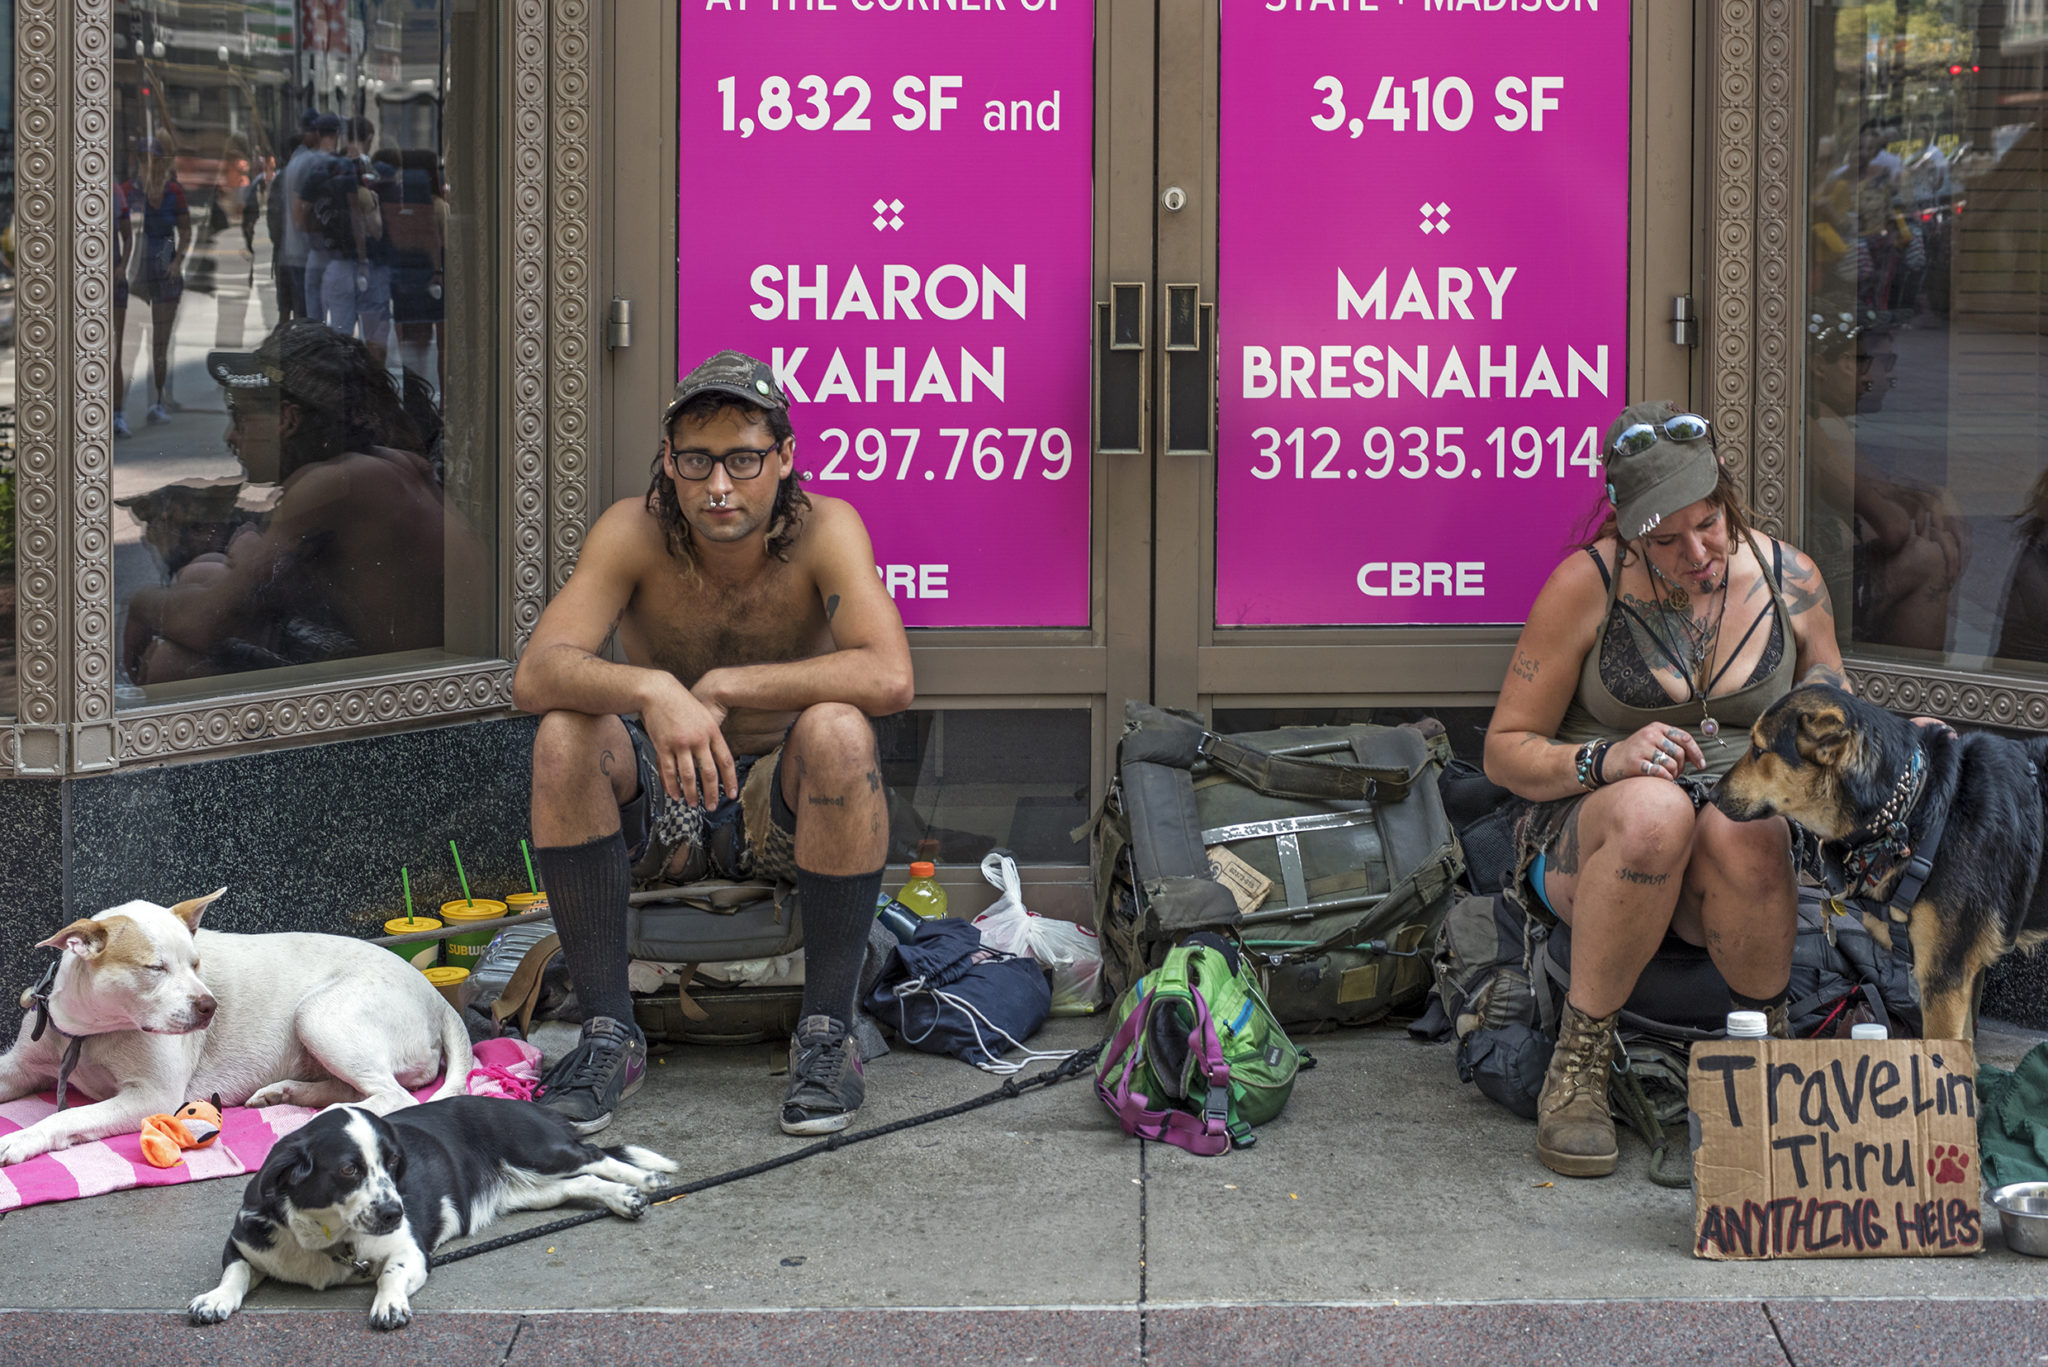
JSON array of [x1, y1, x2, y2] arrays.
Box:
[[1989, 1183, 2048, 1256]]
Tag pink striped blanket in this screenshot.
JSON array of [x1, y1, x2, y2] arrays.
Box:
[[0, 1038, 542, 1212]]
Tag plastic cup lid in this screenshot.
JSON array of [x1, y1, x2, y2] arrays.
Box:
[[1850, 1023, 1890, 1040]]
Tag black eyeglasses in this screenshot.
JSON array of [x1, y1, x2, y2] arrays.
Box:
[[1607, 412, 1712, 461], [669, 446, 778, 481]]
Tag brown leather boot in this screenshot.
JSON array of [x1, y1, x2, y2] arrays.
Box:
[[1764, 1002, 1792, 1039], [1537, 1001, 1620, 1178]]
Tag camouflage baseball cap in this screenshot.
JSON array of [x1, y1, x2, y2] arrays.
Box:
[[663, 350, 789, 432]]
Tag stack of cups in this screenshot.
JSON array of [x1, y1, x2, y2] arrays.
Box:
[[383, 916, 442, 970]]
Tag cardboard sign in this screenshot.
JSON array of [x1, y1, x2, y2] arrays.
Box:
[[1205, 846, 1274, 914], [1689, 1039, 1981, 1260]]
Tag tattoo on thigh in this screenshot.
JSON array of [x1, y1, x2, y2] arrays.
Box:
[[1615, 866, 1670, 886], [1550, 803, 1585, 877], [807, 794, 845, 808], [599, 748, 616, 777]]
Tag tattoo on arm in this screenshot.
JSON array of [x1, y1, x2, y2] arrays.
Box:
[[825, 594, 841, 620], [1780, 553, 1832, 618], [1614, 867, 1670, 887], [1800, 663, 1850, 691], [1511, 651, 1539, 683]]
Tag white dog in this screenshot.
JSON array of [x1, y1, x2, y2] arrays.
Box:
[[0, 889, 476, 1167]]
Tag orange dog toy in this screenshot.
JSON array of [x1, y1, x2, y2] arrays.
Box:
[[139, 1096, 224, 1169]]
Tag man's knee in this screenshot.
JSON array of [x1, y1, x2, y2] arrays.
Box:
[[787, 703, 878, 777], [533, 711, 626, 792]]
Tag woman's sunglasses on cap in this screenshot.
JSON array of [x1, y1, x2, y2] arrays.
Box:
[[1607, 412, 1712, 461]]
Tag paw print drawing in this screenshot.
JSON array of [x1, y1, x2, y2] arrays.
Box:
[[1927, 1144, 1971, 1184]]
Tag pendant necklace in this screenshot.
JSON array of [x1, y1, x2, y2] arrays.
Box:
[[1647, 560, 1729, 743]]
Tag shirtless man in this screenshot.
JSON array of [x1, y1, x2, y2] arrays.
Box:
[[514, 350, 913, 1136]]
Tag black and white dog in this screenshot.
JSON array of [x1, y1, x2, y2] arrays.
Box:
[[188, 1096, 678, 1329]]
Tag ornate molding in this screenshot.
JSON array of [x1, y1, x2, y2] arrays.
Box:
[[1708, 0, 1758, 492], [71, 0, 113, 734], [1850, 662, 2048, 733], [548, 0, 595, 594], [113, 665, 515, 764], [1749, 0, 1797, 541], [10, 0, 67, 754], [510, 0, 550, 654]]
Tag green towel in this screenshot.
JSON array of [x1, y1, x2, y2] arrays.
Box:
[[1977, 1041, 2048, 1188]]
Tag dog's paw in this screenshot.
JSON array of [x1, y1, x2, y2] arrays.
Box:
[[0, 1132, 44, 1168], [606, 1187, 650, 1220], [245, 1082, 297, 1108], [186, 1289, 240, 1325], [368, 1294, 413, 1331]]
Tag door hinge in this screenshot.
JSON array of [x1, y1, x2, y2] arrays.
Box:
[[1672, 294, 1699, 349], [607, 297, 633, 350]]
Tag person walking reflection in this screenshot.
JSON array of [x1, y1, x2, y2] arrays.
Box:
[[115, 138, 192, 432]]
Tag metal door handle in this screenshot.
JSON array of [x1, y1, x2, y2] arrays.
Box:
[[1097, 282, 1146, 454], [1163, 284, 1213, 455]]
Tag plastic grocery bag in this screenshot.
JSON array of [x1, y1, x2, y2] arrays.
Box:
[[971, 849, 1104, 1015]]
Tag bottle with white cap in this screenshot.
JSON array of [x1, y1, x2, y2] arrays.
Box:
[[1726, 1009, 1769, 1039], [1850, 1022, 1890, 1041]]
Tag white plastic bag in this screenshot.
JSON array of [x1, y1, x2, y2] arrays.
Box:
[[971, 850, 1104, 1015]]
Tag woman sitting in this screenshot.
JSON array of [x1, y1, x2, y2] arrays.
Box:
[[1483, 402, 1847, 1178]]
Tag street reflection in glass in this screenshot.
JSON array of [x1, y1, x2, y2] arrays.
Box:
[[1804, 2, 2048, 675], [112, 2, 495, 705]]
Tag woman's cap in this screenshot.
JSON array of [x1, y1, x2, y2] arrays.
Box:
[[1602, 401, 1720, 541]]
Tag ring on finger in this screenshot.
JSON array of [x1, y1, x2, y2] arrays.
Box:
[[1642, 758, 1659, 776]]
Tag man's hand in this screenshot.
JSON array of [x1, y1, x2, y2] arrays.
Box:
[[640, 673, 736, 808]]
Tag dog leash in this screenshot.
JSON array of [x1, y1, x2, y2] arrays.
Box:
[[20, 958, 87, 1112], [428, 1039, 1106, 1269]]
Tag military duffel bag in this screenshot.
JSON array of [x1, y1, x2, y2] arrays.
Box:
[[1086, 701, 1464, 1030]]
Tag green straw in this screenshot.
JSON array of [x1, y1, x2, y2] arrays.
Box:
[[521, 839, 538, 893], [402, 866, 415, 920], [449, 840, 474, 906]]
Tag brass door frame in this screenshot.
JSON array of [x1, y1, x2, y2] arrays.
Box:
[[1153, 0, 1700, 717], [598, 0, 1157, 811]]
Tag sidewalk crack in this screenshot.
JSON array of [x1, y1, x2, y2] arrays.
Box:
[[497, 1314, 529, 1365], [1762, 1301, 1797, 1366], [1137, 1139, 1149, 1364]]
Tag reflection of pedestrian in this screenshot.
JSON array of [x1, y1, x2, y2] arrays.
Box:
[[115, 138, 192, 433], [386, 149, 448, 395], [272, 110, 324, 320], [122, 319, 484, 685]]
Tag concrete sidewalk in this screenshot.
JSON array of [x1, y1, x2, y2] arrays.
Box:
[[5, 1017, 2048, 1364]]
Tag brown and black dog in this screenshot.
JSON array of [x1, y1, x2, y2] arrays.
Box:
[[1715, 682, 2048, 1039]]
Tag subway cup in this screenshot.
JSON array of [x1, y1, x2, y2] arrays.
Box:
[[503, 891, 548, 917], [439, 899, 507, 974], [421, 965, 470, 1012], [383, 916, 443, 970]]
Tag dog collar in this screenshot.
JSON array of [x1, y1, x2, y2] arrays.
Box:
[[1832, 747, 1930, 901], [19, 956, 91, 1112]]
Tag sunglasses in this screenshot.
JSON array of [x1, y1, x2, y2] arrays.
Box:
[[1608, 413, 1712, 461]]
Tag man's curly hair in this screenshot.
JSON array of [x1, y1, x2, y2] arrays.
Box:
[[646, 394, 810, 567]]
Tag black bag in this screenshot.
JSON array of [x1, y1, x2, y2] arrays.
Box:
[[1087, 701, 1464, 1030], [305, 153, 363, 255], [1418, 887, 1925, 1122]]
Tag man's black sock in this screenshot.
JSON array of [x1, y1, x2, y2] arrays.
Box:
[[1729, 987, 1789, 1012], [535, 831, 635, 1028], [796, 865, 885, 1026]]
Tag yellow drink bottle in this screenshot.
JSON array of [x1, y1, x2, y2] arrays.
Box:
[[895, 861, 948, 919]]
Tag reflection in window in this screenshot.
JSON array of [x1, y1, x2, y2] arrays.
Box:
[[1805, 3, 2048, 676], [111, 3, 497, 707], [0, 0, 14, 720], [873, 710, 1091, 864]]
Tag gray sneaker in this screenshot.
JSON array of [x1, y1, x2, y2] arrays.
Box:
[[780, 1014, 865, 1136], [537, 1016, 646, 1135]]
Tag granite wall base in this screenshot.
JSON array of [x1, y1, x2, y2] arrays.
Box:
[[0, 716, 538, 995]]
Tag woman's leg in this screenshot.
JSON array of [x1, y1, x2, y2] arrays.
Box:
[[150, 295, 179, 402], [1676, 804, 1797, 1003], [1538, 776, 1699, 1017]]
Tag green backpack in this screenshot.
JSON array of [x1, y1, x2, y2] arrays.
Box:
[[1094, 936, 1305, 1154]]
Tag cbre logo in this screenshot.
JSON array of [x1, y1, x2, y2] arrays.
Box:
[[1357, 562, 1485, 598]]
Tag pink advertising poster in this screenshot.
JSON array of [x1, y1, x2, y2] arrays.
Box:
[[677, 0, 1094, 627], [1217, 0, 1631, 626]]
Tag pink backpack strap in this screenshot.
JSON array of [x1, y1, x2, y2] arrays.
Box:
[[1096, 987, 1234, 1156]]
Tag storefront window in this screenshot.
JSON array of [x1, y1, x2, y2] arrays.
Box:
[[0, 0, 14, 720], [110, 2, 498, 708], [1805, 2, 2048, 676]]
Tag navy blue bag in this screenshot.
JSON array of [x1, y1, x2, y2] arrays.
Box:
[[863, 916, 1060, 1073]]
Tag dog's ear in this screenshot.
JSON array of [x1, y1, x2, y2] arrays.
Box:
[[168, 888, 228, 932], [1797, 705, 1856, 769], [35, 919, 109, 960]]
